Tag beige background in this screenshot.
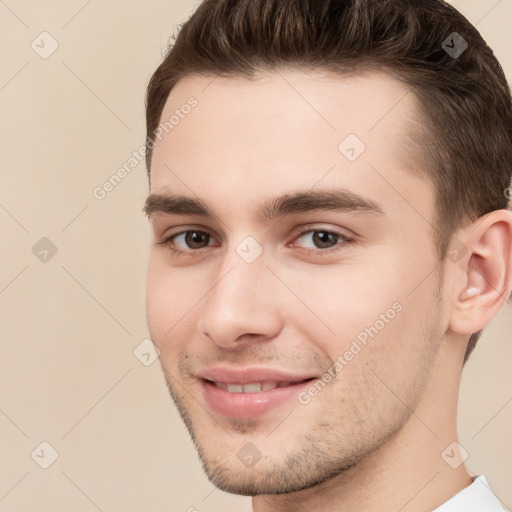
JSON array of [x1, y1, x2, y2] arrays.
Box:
[[0, 0, 511, 510]]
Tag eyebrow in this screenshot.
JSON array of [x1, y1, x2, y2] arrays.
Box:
[[143, 187, 385, 221]]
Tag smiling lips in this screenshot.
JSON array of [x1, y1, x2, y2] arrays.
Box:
[[198, 366, 317, 418], [213, 381, 300, 393]]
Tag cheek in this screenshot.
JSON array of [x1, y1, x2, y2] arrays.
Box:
[[285, 252, 436, 372], [282, 258, 404, 344], [145, 257, 198, 351]]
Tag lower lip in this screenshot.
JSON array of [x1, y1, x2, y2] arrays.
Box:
[[201, 380, 313, 419]]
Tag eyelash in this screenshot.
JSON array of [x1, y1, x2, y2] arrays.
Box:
[[157, 228, 355, 258]]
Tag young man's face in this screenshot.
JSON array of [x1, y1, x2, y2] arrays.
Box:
[[145, 69, 449, 495]]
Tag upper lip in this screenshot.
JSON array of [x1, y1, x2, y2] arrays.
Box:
[[198, 366, 317, 385]]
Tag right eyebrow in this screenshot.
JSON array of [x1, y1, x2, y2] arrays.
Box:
[[143, 193, 217, 219]]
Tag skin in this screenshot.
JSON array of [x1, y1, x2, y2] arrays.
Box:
[[144, 69, 512, 512]]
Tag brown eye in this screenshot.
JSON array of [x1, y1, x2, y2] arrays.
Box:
[[183, 231, 211, 249], [158, 229, 219, 256], [294, 229, 351, 251], [311, 231, 339, 249]]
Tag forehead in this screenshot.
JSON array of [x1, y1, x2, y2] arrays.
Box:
[[149, 68, 432, 224]]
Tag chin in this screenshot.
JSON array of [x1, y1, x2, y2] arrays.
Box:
[[195, 442, 355, 497]]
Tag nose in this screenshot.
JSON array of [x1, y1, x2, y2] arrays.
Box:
[[197, 247, 283, 349]]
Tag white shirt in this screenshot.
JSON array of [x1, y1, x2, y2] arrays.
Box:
[[432, 475, 506, 511]]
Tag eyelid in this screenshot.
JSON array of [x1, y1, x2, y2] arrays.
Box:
[[288, 227, 355, 253], [290, 223, 356, 241], [157, 223, 218, 242], [156, 227, 219, 253]]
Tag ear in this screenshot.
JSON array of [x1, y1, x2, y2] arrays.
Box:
[[447, 208, 512, 337]]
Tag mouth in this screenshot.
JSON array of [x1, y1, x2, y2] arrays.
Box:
[[200, 376, 317, 419], [205, 379, 314, 393]]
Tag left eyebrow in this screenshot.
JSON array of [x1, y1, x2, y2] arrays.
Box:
[[143, 187, 385, 221], [256, 188, 385, 221]]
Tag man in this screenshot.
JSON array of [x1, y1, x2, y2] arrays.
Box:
[[143, 0, 512, 510]]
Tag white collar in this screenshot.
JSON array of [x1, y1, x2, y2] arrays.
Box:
[[432, 475, 505, 511]]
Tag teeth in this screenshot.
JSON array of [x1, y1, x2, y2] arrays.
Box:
[[242, 383, 262, 393], [213, 381, 293, 392], [261, 381, 278, 391]]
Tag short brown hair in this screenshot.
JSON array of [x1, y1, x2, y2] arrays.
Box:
[[145, 0, 512, 363]]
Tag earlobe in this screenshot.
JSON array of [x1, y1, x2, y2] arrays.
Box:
[[448, 210, 512, 336]]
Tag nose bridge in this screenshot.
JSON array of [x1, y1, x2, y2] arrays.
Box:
[[198, 238, 282, 346]]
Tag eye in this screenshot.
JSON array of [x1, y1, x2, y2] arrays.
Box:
[[158, 229, 218, 256], [290, 228, 354, 255], [157, 227, 354, 258]]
